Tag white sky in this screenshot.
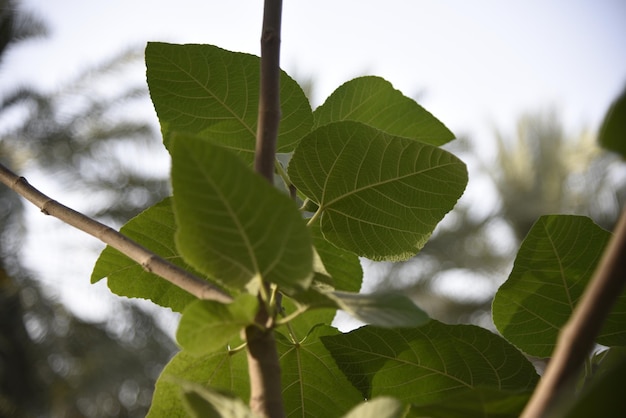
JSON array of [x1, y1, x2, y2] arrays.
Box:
[[2, 0, 626, 324]]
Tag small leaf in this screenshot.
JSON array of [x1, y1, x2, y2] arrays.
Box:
[[91, 198, 207, 312], [179, 382, 259, 418], [328, 291, 430, 328], [493, 215, 626, 357], [599, 86, 626, 158], [289, 121, 467, 261], [343, 397, 409, 418], [287, 283, 430, 328], [275, 325, 364, 417], [145, 42, 313, 163], [171, 136, 313, 294], [147, 348, 249, 418], [314, 76, 454, 146], [177, 294, 258, 356], [408, 387, 532, 418], [321, 321, 538, 404]]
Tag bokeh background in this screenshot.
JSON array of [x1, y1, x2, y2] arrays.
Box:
[[1, 0, 625, 416]]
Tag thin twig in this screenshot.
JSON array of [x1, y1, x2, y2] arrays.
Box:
[[246, 1, 286, 418], [521, 209, 626, 417], [0, 162, 233, 304]]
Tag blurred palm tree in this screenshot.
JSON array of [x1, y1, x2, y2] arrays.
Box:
[[0, 0, 48, 65], [490, 110, 623, 238], [1, 1, 176, 416]]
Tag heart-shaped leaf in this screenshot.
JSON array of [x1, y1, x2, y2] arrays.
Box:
[[171, 136, 313, 294], [289, 121, 467, 261]]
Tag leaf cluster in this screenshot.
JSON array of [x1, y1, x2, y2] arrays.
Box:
[[90, 43, 626, 417]]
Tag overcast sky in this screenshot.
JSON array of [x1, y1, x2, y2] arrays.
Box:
[[2, 0, 626, 324]]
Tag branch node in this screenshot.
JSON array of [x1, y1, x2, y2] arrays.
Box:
[[40, 199, 54, 215]]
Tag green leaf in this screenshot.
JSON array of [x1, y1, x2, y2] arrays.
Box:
[[328, 291, 430, 328], [147, 348, 249, 418], [91, 198, 206, 312], [177, 294, 258, 356], [275, 325, 364, 417], [311, 222, 363, 292], [171, 136, 313, 294], [145, 42, 313, 162], [289, 121, 467, 261], [599, 86, 626, 158], [321, 321, 538, 405], [492, 215, 626, 357], [286, 282, 429, 328], [407, 387, 531, 418], [179, 382, 259, 418], [343, 397, 409, 418], [314, 76, 454, 146]]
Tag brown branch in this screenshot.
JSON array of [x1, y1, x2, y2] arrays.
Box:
[[254, 0, 282, 183], [521, 209, 626, 417], [246, 1, 286, 418], [0, 162, 233, 304]]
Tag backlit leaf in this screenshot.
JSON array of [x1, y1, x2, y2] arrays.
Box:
[[314, 76, 454, 146], [91, 198, 208, 312], [146, 42, 313, 162], [328, 291, 430, 328], [289, 121, 467, 261], [321, 321, 538, 404], [179, 382, 259, 418], [343, 397, 408, 418], [177, 294, 258, 356], [310, 222, 363, 292], [171, 136, 313, 294], [493, 215, 626, 357], [147, 347, 249, 418], [276, 325, 363, 417]]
